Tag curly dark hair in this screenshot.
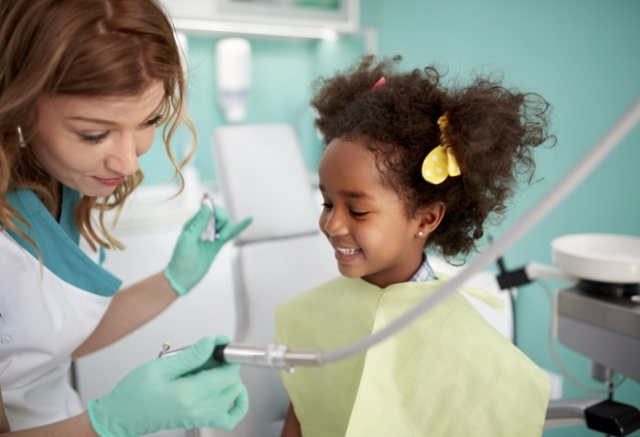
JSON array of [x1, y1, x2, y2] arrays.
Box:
[[311, 55, 555, 259]]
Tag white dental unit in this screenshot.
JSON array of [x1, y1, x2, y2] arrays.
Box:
[[496, 233, 640, 435], [553, 235, 640, 436], [553, 234, 640, 384]]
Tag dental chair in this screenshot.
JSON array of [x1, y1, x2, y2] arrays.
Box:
[[203, 124, 339, 437]]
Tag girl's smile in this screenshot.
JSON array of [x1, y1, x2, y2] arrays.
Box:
[[333, 245, 363, 263]]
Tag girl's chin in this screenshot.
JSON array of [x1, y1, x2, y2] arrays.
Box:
[[337, 265, 364, 279]]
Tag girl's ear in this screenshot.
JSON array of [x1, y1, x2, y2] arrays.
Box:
[[416, 202, 445, 236]]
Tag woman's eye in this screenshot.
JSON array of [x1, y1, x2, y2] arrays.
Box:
[[144, 115, 163, 127], [81, 132, 108, 144], [350, 210, 368, 217]]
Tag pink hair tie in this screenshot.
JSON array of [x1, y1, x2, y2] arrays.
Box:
[[372, 76, 386, 91]]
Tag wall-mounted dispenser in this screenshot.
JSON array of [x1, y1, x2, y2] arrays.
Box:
[[215, 38, 252, 123]]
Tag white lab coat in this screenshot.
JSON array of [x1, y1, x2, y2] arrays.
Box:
[[0, 188, 120, 430]]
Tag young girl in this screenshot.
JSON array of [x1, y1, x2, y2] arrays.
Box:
[[276, 55, 555, 437]]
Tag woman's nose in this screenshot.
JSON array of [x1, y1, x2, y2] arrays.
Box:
[[107, 134, 139, 176]]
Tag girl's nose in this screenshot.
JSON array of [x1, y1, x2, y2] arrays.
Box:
[[322, 210, 348, 237]]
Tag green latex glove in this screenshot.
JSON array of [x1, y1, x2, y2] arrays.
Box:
[[87, 336, 249, 437], [165, 203, 252, 296]]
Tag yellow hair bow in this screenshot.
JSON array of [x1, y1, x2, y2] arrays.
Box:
[[421, 114, 461, 185]]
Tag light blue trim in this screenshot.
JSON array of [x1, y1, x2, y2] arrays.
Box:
[[5, 188, 122, 297]]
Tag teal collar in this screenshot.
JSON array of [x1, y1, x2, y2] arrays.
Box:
[[5, 187, 122, 296]]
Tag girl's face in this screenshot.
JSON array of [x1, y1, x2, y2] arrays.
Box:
[[31, 80, 165, 198], [318, 137, 442, 288]]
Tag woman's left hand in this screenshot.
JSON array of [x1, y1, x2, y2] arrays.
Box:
[[164, 203, 252, 296]]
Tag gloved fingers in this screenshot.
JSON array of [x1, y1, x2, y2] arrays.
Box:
[[203, 361, 242, 390], [214, 335, 232, 346], [212, 203, 231, 228], [176, 362, 243, 405], [196, 335, 233, 371], [183, 205, 212, 235], [217, 216, 253, 242], [211, 203, 252, 240], [201, 380, 248, 431], [226, 384, 249, 425], [157, 336, 216, 378]]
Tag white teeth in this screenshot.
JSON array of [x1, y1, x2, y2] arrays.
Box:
[[336, 247, 359, 255]]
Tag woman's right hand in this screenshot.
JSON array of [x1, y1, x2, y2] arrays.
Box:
[[87, 336, 248, 437]]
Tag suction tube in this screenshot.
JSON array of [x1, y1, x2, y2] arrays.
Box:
[[170, 96, 640, 370]]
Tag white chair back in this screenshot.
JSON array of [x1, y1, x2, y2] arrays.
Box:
[[209, 124, 338, 437]]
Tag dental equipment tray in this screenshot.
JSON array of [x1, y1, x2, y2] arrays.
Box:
[[557, 287, 640, 382]]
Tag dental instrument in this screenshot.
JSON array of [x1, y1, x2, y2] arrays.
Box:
[[159, 343, 319, 372], [200, 193, 219, 241]]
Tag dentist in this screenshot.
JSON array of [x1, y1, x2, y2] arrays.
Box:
[[0, 0, 251, 435]]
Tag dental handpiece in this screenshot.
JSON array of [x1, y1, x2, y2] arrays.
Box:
[[158, 342, 324, 372], [200, 193, 219, 241]]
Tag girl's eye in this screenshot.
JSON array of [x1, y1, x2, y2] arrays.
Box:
[[81, 132, 108, 144], [321, 202, 333, 210], [350, 210, 368, 217], [144, 115, 163, 127]]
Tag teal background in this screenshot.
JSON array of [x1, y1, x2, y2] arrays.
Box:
[[366, 3, 640, 436], [140, 34, 366, 184], [146, 2, 640, 436]]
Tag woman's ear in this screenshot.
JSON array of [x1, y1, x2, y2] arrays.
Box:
[[416, 202, 445, 236]]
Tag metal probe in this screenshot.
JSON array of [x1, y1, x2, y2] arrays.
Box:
[[158, 342, 324, 372]]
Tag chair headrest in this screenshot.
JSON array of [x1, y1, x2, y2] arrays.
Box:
[[213, 124, 321, 244]]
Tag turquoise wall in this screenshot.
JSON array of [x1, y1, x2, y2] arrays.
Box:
[[360, 1, 639, 436], [144, 2, 639, 435], [139, 34, 366, 185]]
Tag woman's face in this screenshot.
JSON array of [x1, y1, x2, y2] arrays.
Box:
[[31, 80, 165, 197], [318, 137, 434, 288]]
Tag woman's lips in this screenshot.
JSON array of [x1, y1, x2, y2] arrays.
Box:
[[94, 176, 125, 187]]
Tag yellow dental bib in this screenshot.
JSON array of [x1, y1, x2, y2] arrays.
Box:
[[276, 276, 549, 437]]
